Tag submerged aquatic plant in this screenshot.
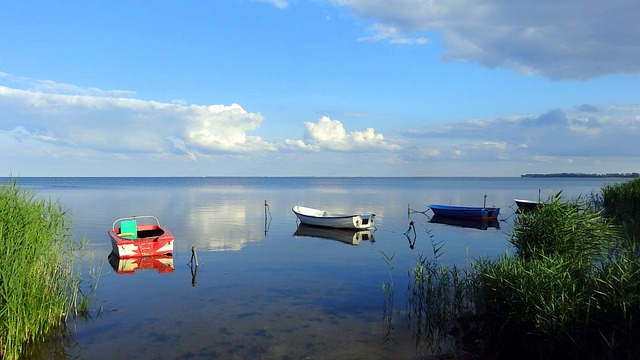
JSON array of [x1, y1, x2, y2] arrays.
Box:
[[380, 251, 396, 344], [0, 179, 87, 359]]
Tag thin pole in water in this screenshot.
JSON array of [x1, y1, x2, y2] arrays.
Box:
[[190, 246, 199, 268]]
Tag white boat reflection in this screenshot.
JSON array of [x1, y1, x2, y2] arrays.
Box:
[[107, 252, 175, 274], [429, 215, 500, 230], [293, 223, 374, 245]]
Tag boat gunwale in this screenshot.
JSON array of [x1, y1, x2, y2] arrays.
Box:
[[292, 206, 373, 220]]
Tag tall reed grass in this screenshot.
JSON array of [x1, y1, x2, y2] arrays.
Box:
[[599, 178, 640, 241], [475, 195, 639, 358], [0, 179, 85, 359], [403, 227, 482, 357], [600, 178, 640, 218], [399, 182, 640, 359]]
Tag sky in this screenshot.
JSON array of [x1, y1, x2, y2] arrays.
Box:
[[1, 0, 639, 177]]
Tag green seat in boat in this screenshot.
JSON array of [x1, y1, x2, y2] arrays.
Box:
[[120, 219, 138, 239]]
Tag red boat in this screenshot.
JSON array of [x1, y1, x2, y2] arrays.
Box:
[[108, 215, 174, 258]]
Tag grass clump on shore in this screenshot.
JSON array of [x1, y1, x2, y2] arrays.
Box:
[[0, 179, 85, 359]]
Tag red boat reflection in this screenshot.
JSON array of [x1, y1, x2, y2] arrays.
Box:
[[108, 252, 175, 274]]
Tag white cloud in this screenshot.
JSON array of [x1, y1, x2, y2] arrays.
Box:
[[283, 139, 320, 151], [185, 103, 276, 153], [288, 116, 400, 152], [358, 23, 430, 45], [0, 84, 276, 159], [332, 0, 640, 79]]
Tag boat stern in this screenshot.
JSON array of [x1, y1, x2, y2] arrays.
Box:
[[353, 214, 375, 229]]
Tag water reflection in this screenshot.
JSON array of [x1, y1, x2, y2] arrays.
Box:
[[293, 224, 375, 245], [183, 199, 265, 252], [404, 221, 418, 249], [429, 215, 501, 230], [107, 253, 175, 274]]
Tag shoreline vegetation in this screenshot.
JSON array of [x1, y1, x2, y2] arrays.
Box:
[[0, 179, 93, 360], [521, 172, 639, 178], [402, 177, 640, 359]]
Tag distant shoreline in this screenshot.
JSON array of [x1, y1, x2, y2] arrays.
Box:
[[521, 173, 639, 178]]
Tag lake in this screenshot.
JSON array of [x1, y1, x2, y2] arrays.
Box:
[[11, 177, 627, 359]]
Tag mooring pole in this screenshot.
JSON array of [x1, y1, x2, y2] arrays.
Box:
[[264, 200, 268, 222], [190, 246, 199, 268]]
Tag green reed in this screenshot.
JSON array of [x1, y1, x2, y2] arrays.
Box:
[[475, 194, 640, 359], [404, 228, 478, 357], [0, 179, 85, 359], [598, 178, 640, 241], [399, 188, 640, 359], [600, 178, 640, 218], [381, 251, 395, 344]]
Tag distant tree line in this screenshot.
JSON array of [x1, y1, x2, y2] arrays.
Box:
[[521, 172, 639, 178]]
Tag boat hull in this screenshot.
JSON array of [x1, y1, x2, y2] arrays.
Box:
[[108, 224, 174, 258], [292, 205, 374, 230], [514, 199, 539, 212], [428, 204, 500, 220]]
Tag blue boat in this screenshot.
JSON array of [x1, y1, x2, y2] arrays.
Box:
[[428, 196, 500, 220]]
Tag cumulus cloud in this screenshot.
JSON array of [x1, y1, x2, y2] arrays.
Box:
[[0, 84, 276, 159], [332, 0, 640, 79], [285, 116, 399, 152]]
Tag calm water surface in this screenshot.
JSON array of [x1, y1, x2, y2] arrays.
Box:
[[13, 177, 627, 359]]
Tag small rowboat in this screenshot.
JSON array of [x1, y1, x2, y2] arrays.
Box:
[[292, 205, 375, 230], [428, 195, 500, 220], [108, 215, 174, 258], [515, 190, 541, 213], [514, 199, 539, 212], [428, 204, 500, 220]]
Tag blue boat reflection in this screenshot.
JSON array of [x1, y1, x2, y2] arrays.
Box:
[[429, 215, 500, 230], [293, 223, 375, 245], [107, 252, 175, 274]]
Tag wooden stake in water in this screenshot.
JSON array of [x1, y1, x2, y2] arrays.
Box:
[[190, 246, 199, 267], [264, 200, 271, 235]]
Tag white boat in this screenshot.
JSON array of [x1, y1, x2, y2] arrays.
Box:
[[515, 190, 542, 213], [292, 205, 375, 230], [514, 199, 539, 212]]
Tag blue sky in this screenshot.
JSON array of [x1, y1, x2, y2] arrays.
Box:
[[1, 0, 639, 177]]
